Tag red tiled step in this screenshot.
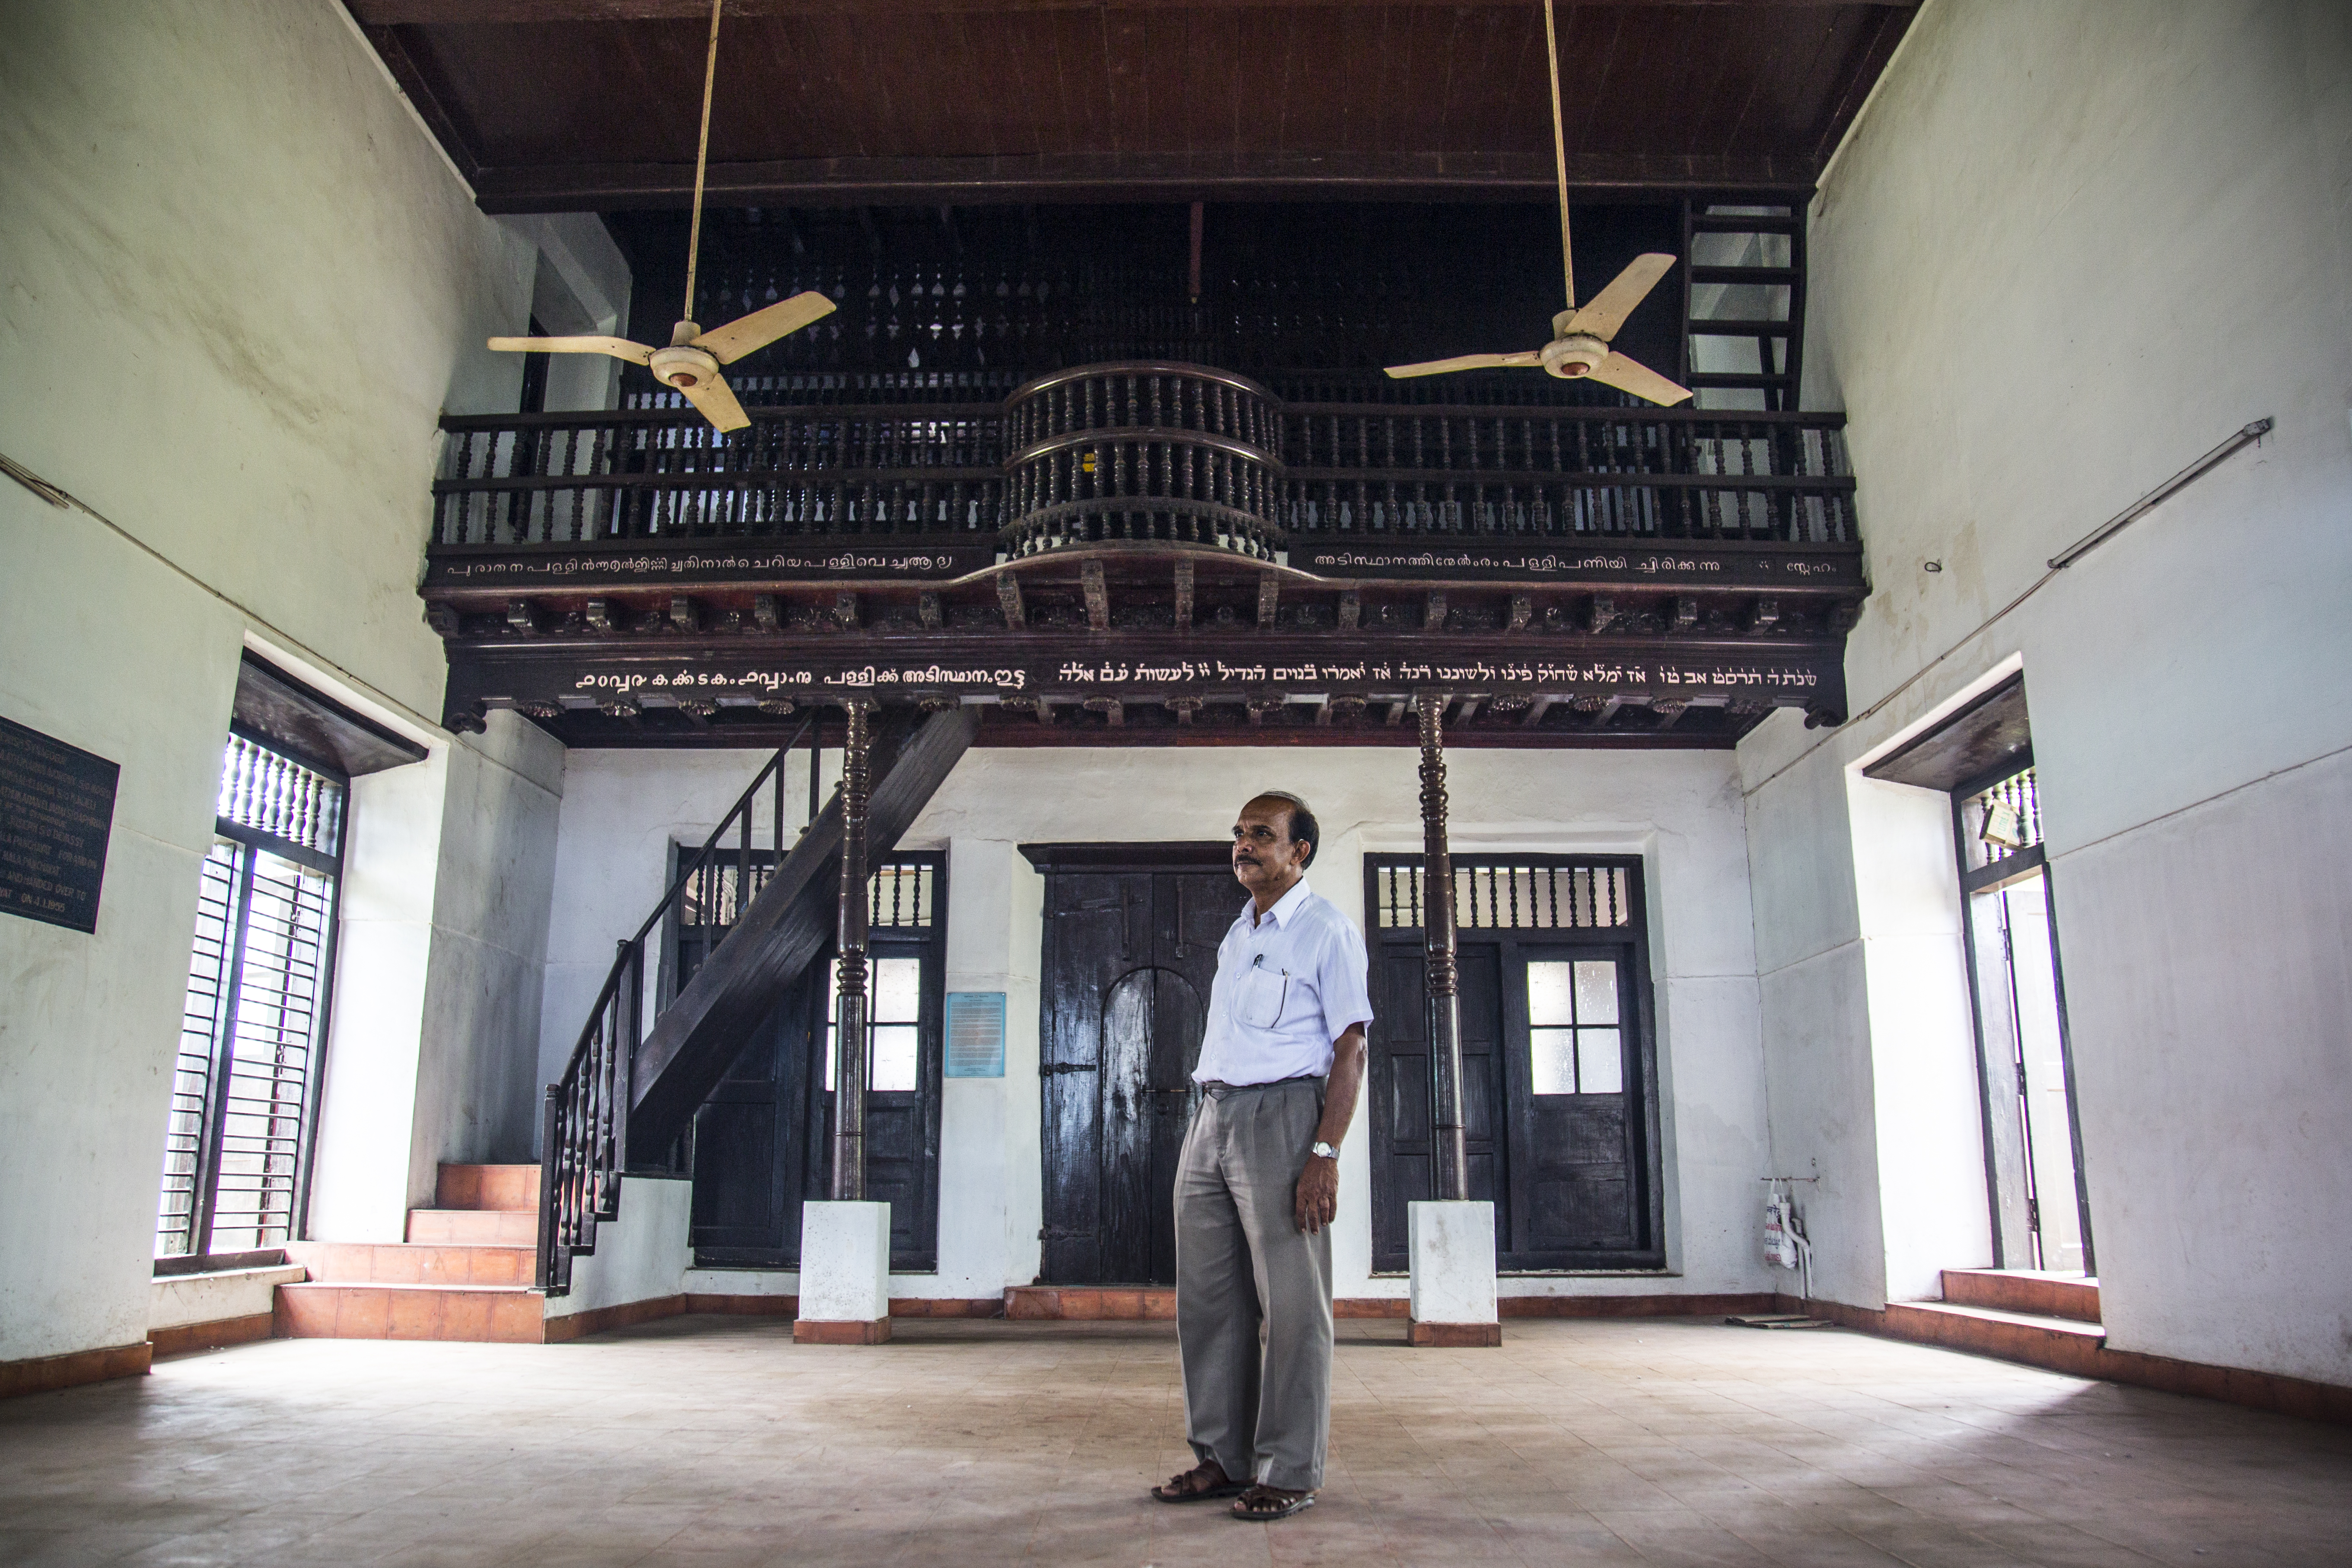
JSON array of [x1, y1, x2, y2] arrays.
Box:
[[434, 1164, 540, 1212], [289, 1240, 535, 1287], [1004, 1286, 1177, 1320], [1884, 1299, 2104, 1376], [407, 1207, 538, 1246], [275, 1282, 544, 1343], [1940, 1268, 2100, 1322]]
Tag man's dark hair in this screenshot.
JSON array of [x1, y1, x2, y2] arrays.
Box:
[[1256, 791, 1320, 868]]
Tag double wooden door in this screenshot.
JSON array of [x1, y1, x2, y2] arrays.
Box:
[[1367, 934, 1658, 1273], [1036, 860, 1239, 1285]]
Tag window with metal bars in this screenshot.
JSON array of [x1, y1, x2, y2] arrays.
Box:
[[1370, 859, 1635, 933], [672, 852, 939, 998], [678, 854, 937, 931], [155, 733, 346, 1263], [1961, 763, 2044, 887], [1359, 852, 1661, 1272]]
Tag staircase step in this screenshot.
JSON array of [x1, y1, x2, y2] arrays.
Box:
[[1940, 1268, 2101, 1323], [1884, 1299, 2104, 1371], [276, 1282, 545, 1343], [408, 1207, 538, 1246], [434, 1163, 541, 1213], [1004, 1285, 1177, 1320], [289, 1240, 535, 1287]]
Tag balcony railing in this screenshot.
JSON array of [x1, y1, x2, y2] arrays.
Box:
[[433, 372, 1854, 554]]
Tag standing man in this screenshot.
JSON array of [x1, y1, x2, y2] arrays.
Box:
[[1151, 792, 1373, 1523]]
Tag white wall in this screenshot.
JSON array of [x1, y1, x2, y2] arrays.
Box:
[[0, 0, 549, 1362], [149, 1266, 305, 1335], [1741, 0, 2352, 1383], [547, 743, 1777, 1303], [544, 1175, 692, 1322], [500, 213, 633, 413], [535, 748, 819, 1098]]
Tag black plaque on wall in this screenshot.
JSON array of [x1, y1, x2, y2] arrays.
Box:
[[0, 715, 120, 935]]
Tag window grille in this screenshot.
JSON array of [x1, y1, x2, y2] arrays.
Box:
[[1963, 765, 2043, 875], [1370, 858, 1633, 932], [218, 732, 343, 858], [157, 736, 345, 1259], [681, 854, 938, 930]]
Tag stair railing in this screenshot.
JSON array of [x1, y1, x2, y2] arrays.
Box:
[[538, 714, 821, 1293]]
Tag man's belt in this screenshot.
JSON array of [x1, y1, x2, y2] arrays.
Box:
[[1198, 1072, 1326, 1099]]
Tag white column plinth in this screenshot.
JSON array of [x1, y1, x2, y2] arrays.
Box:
[[794, 1201, 892, 1343], [1407, 1200, 1501, 1346]]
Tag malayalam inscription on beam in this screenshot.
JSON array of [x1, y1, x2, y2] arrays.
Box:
[[426, 539, 1865, 595]]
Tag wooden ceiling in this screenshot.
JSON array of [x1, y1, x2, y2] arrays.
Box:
[[349, 0, 1916, 211]]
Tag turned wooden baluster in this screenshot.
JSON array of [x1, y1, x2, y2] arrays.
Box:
[[1419, 692, 1470, 1203], [830, 698, 876, 1201]]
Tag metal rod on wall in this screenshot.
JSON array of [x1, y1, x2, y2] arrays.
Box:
[[2047, 417, 2272, 569], [1419, 691, 1470, 1202], [829, 699, 875, 1202]]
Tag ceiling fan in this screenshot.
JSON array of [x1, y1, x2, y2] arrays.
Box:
[[1384, 0, 1692, 405], [488, 0, 832, 433]]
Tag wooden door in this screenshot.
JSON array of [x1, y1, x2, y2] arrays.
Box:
[[1366, 941, 1509, 1274], [1039, 863, 1234, 1284], [687, 852, 947, 1273], [1502, 945, 1641, 1256], [689, 973, 819, 1264]]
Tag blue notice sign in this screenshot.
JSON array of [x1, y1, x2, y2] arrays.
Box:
[[944, 991, 1007, 1078]]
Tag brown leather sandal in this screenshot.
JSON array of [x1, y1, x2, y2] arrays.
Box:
[[1152, 1460, 1246, 1503], [1230, 1485, 1317, 1521]]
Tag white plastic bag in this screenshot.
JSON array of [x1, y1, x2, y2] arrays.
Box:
[[1764, 1187, 1801, 1269]]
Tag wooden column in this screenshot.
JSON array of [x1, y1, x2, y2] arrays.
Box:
[[1419, 692, 1470, 1202], [829, 698, 874, 1202]]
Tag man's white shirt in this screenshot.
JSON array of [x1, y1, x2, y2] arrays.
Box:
[[1192, 877, 1375, 1086]]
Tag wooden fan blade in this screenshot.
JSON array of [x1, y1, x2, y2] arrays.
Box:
[[690, 291, 837, 365], [487, 334, 656, 365], [1564, 254, 1677, 341], [1384, 351, 1542, 379], [1587, 351, 1693, 407], [677, 369, 751, 433]]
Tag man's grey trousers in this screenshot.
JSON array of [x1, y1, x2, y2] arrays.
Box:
[[1174, 1077, 1333, 1493]]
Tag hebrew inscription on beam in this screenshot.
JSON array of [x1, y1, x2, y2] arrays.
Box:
[[448, 636, 1840, 715]]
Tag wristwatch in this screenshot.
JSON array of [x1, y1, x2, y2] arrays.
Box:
[[1311, 1140, 1341, 1161]]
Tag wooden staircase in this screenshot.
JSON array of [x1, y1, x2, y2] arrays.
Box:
[[279, 1165, 547, 1342]]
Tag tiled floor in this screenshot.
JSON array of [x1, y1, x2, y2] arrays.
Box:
[[4, 1315, 2350, 1566]]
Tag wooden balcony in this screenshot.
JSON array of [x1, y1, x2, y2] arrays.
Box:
[[422, 368, 1865, 749]]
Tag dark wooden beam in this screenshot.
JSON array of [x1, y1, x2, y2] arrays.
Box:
[[1811, 3, 1919, 163], [1082, 561, 1109, 631], [354, 2, 1918, 22], [470, 149, 1820, 213], [356, 23, 483, 182]]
